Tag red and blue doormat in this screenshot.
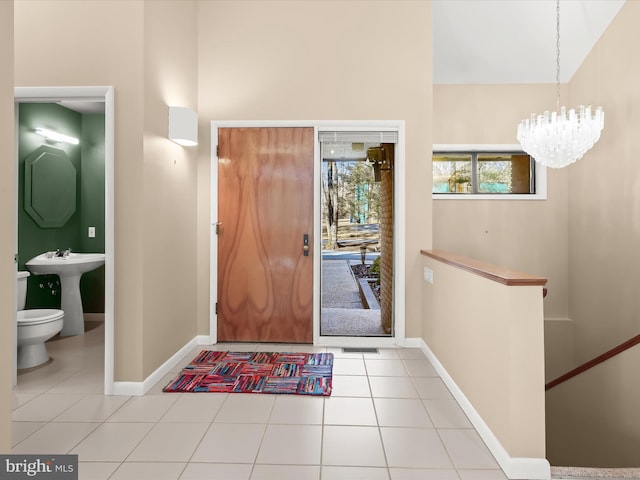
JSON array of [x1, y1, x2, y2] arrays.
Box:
[[163, 351, 333, 396]]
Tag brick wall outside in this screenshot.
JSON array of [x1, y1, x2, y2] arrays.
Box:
[[379, 145, 394, 333]]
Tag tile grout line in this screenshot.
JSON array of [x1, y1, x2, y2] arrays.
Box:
[[178, 398, 225, 480], [12, 391, 91, 452], [367, 361, 394, 480], [250, 393, 279, 477]]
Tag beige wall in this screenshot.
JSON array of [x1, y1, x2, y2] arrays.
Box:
[[0, 0, 14, 453], [15, 0, 145, 382], [421, 255, 546, 460], [430, 1, 640, 467], [543, 2, 640, 467], [544, 317, 575, 381], [14, 1, 199, 381], [433, 84, 574, 380], [432, 2, 640, 382], [12, 0, 432, 389], [546, 344, 640, 467], [433, 84, 569, 321], [142, 1, 198, 376], [197, 0, 433, 338], [567, 0, 640, 365]]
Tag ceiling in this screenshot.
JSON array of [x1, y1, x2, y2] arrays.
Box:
[[432, 0, 625, 84], [58, 100, 105, 114], [50, 1, 627, 116]]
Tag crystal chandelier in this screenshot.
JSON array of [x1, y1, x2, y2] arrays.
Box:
[[517, 0, 604, 169]]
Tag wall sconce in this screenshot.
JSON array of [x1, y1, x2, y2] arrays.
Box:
[[35, 127, 79, 145], [168, 106, 198, 146]]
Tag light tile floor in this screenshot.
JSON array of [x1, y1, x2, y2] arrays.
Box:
[[12, 323, 509, 480]]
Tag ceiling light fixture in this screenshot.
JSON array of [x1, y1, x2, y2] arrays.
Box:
[[516, 0, 604, 169], [168, 106, 198, 146], [35, 127, 79, 145]]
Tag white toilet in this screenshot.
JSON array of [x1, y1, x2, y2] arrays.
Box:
[[16, 271, 64, 369]]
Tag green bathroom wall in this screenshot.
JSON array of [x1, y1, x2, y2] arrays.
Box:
[[79, 113, 106, 313], [18, 103, 105, 313]]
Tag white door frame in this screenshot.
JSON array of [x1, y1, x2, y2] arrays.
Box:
[[14, 86, 115, 394], [209, 120, 406, 347]]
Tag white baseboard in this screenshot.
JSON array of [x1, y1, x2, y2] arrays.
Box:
[[544, 317, 573, 323], [403, 337, 422, 348], [111, 381, 144, 396], [195, 335, 214, 345], [111, 335, 212, 396], [417, 338, 551, 480]]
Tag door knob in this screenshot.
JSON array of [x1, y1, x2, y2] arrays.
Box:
[[303, 234, 309, 256]]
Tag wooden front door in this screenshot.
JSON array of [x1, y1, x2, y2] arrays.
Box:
[[217, 127, 314, 343]]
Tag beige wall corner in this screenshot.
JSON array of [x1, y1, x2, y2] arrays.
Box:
[[545, 1, 640, 466], [142, 0, 199, 378], [0, 0, 14, 453], [567, 0, 640, 365], [544, 317, 575, 382], [197, 0, 432, 340], [196, 2, 211, 337], [196, 122, 211, 336]]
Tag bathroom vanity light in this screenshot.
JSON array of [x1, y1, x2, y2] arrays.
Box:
[[35, 127, 79, 145], [168, 106, 198, 146]]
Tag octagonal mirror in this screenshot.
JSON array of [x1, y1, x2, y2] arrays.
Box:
[[24, 145, 77, 228]]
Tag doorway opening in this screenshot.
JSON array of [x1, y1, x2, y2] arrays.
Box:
[[14, 86, 115, 394], [319, 132, 396, 337]]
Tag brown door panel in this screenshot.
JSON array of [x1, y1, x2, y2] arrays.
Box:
[[217, 127, 314, 343]]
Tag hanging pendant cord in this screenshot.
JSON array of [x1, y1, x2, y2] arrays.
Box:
[[556, 0, 561, 111]]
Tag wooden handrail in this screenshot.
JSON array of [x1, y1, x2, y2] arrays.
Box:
[[421, 249, 547, 286], [546, 334, 640, 390]]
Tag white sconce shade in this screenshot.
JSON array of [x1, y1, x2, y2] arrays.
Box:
[[168, 106, 198, 146], [35, 127, 79, 145]]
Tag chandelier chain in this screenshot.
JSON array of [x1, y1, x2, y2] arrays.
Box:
[[556, 0, 560, 111]]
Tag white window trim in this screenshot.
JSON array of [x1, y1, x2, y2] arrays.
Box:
[[432, 144, 547, 201]]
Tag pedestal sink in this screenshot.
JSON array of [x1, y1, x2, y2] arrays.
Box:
[[26, 252, 105, 336]]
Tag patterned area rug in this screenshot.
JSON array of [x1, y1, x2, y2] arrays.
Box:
[[163, 351, 333, 396]]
